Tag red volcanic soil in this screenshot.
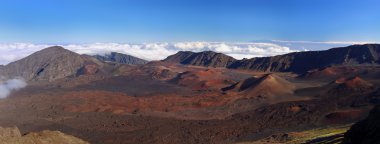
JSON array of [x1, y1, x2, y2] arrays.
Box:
[[62, 90, 233, 116], [328, 76, 375, 96], [81, 64, 99, 75], [139, 65, 179, 80], [223, 74, 296, 99], [171, 69, 236, 90], [338, 76, 373, 88], [324, 109, 365, 124], [303, 66, 359, 79]]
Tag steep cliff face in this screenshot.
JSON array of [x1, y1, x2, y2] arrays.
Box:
[[0, 46, 84, 81], [163, 51, 236, 67], [164, 44, 380, 73], [94, 52, 148, 65], [343, 105, 380, 144]]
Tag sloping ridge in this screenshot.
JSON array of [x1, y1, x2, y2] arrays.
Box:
[[0, 46, 85, 81], [163, 51, 236, 67], [164, 44, 380, 73], [223, 74, 295, 97], [95, 52, 148, 65]]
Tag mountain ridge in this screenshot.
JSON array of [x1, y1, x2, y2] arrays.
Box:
[[0, 46, 148, 81], [163, 51, 236, 67], [164, 44, 380, 73]]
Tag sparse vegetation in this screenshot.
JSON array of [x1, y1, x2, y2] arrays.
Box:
[[240, 124, 351, 144]]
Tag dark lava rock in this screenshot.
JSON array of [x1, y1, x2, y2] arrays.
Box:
[[343, 105, 380, 144]]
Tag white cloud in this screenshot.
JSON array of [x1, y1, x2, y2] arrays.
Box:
[[0, 42, 298, 65], [0, 78, 27, 98], [271, 40, 378, 45]]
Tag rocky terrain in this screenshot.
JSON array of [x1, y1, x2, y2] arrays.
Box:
[[0, 44, 379, 143], [0, 126, 88, 144]]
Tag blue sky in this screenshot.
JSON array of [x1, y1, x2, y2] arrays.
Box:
[[0, 0, 379, 43]]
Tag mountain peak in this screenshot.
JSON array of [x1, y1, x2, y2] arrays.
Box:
[[163, 50, 236, 67], [0, 46, 84, 81]]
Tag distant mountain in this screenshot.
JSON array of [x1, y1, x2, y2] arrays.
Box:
[[163, 51, 236, 67], [164, 44, 380, 73], [343, 105, 380, 144], [94, 52, 148, 65], [0, 46, 85, 81], [229, 44, 380, 73], [0, 47, 150, 81]]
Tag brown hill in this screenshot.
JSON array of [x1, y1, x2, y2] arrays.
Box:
[[171, 69, 235, 90], [223, 74, 295, 98], [300, 66, 360, 79], [326, 76, 375, 96]]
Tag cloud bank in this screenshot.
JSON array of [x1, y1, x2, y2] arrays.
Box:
[[0, 42, 300, 65], [1, 41, 374, 65], [0, 78, 27, 98], [268, 40, 378, 51], [271, 40, 377, 45]]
